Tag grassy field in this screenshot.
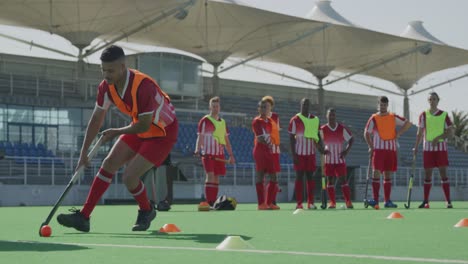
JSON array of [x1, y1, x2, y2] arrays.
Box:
[[1, 202, 467, 264]]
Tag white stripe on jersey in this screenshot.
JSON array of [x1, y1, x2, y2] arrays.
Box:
[[200, 122, 224, 155], [371, 132, 397, 150], [325, 144, 344, 164], [423, 141, 447, 151]]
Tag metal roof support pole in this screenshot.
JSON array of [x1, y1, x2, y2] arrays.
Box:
[[80, 0, 196, 59], [317, 77, 325, 116], [218, 24, 330, 74], [325, 43, 432, 86], [403, 89, 410, 119], [0, 32, 76, 58], [211, 64, 220, 98], [229, 60, 318, 87], [411, 72, 468, 95]]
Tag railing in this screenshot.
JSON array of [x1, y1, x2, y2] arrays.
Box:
[[0, 72, 100, 101], [1, 155, 467, 188]]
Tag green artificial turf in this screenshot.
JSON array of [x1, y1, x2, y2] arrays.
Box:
[[1, 202, 467, 264]]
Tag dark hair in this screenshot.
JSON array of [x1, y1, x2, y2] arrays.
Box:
[[429, 92, 440, 100], [379, 96, 389, 103], [100, 45, 125, 62], [327, 108, 336, 113]]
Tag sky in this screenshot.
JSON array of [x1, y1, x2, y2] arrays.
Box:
[[1, 0, 468, 122]]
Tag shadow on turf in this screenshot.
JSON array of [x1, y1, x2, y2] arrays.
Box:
[[0, 240, 89, 252], [64, 232, 252, 244]]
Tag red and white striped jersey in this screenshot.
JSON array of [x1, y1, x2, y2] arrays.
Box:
[[320, 123, 353, 164], [197, 116, 230, 155], [268, 112, 281, 153], [252, 116, 280, 154], [418, 110, 452, 151], [288, 114, 318, 156], [365, 113, 407, 150]]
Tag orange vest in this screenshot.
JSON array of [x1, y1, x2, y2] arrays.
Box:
[[372, 113, 396, 140], [270, 118, 280, 145], [253, 116, 279, 145], [108, 69, 171, 139]]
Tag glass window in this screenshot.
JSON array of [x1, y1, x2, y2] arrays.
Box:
[[7, 105, 33, 123], [34, 107, 50, 124]]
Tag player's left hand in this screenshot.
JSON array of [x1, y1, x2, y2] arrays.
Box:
[[340, 150, 348, 158], [229, 156, 236, 164], [102, 128, 122, 143]]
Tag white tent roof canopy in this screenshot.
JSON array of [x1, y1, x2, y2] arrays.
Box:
[[400, 20, 445, 45], [0, 0, 467, 91], [305, 0, 355, 27]]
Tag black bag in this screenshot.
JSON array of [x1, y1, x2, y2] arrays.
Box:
[[213, 195, 237, 210], [156, 200, 171, 211]]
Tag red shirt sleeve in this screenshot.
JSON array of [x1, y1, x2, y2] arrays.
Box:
[[96, 80, 109, 108], [445, 113, 453, 127], [252, 118, 264, 137]]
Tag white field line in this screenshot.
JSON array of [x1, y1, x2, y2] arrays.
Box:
[[11, 240, 468, 264]]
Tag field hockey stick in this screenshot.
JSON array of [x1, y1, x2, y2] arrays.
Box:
[[404, 154, 416, 209], [320, 154, 327, 209], [363, 152, 372, 208], [150, 168, 157, 204], [39, 135, 104, 236]]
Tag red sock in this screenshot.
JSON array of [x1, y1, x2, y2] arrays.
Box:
[[383, 180, 392, 202], [327, 184, 336, 204], [372, 179, 380, 201], [423, 180, 432, 201], [130, 181, 151, 211], [294, 180, 303, 205], [255, 182, 265, 205], [306, 180, 315, 205], [81, 168, 114, 218], [266, 181, 278, 205], [441, 179, 451, 202], [341, 183, 351, 203], [205, 182, 219, 205]]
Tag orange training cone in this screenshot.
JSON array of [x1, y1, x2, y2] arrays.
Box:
[[159, 223, 181, 233], [387, 212, 404, 219], [454, 218, 468, 228]]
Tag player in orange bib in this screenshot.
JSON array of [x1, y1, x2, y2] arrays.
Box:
[[57, 45, 178, 232], [364, 96, 411, 209], [252, 100, 280, 210], [320, 108, 354, 209], [261, 96, 281, 204]]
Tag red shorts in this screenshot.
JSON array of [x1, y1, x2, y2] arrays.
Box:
[[202, 154, 227, 176], [272, 153, 281, 173], [372, 149, 397, 172], [294, 154, 316, 172], [423, 150, 449, 169], [253, 147, 275, 174], [324, 163, 347, 177], [120, 119, 178, 167]]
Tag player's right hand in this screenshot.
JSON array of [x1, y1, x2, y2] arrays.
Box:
[[293, 154, 299, 165], [75, 155, 89, 172], [412, 147, 418, 156]]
